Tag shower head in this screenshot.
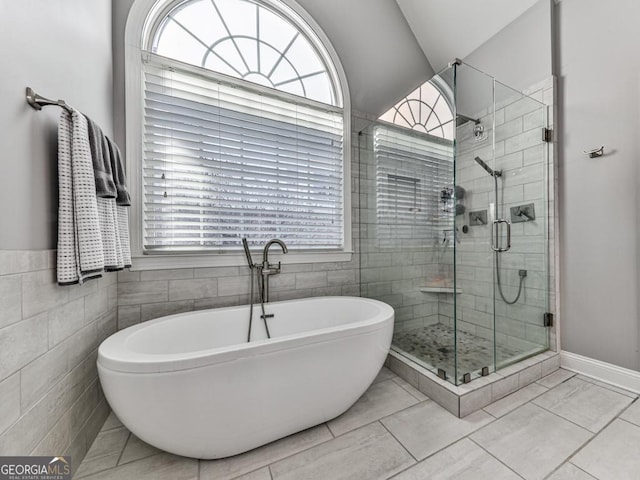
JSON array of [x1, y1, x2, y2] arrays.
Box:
[[474, 156, 502, 178], [456, 114, 481, 127]]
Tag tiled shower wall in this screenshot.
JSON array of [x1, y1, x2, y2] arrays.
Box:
[[358, 130, 442, 334], [115, 119, 366, 329], [0, 250, 116, 464]]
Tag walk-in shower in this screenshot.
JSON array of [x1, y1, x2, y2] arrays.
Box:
[[359, 60, 551, 386]]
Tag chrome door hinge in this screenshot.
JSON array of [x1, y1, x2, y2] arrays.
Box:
[[543, 312, 554, 327], [542, 128, 553, 143]]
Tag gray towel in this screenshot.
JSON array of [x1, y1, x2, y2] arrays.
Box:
[[85, 126, 125, 270], [105, 137, 132, 268], [57, 109, 105, 285], [107, 138, 131, 206], [86, 117, 117, 198]]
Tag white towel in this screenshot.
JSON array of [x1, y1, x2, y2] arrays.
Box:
[[117, 205, 132, 268], [56, 111, 77, 285], [57, 109, 104, 285], [97, 197, 123, 270]]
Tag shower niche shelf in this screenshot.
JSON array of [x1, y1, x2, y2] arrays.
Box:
[[420, 285, 462, 294]]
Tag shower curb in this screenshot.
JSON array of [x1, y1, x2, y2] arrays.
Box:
[[385, 349, 560, 417]]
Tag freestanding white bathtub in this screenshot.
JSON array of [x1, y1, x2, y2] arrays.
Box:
[[97, 296, 393, 459]]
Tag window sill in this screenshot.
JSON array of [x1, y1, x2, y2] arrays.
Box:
[[128, 251, 353, 271]]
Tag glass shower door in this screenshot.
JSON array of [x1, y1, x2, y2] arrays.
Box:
[[452, 63, 498, 383], [492, 81, 549, 368], [453, 65, 550, 382]]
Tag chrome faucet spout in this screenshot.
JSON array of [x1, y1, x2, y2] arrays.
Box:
[[263, 239, 288, 267], [261, 239, 288, 303]]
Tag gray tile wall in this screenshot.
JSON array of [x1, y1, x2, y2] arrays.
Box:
[[116, 261, 361, 327], [358, 129, 441, 335], [0, 250, 116, 467]]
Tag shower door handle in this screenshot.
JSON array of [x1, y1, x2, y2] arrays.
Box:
[[491, 219, 511, 252]]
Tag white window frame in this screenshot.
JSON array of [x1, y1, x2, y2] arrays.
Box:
[[125, 0, 352, 270]]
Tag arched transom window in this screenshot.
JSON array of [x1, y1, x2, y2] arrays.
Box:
[[151, 0, 339, 105], [129, 0, 350, 262], [379, 81, 453, 140]]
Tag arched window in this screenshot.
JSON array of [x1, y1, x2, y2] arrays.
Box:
[[126, 0, 351, 267], [375, 80, 454, 248], [378, 81, 453, 140], [150, 0, 339, 105]]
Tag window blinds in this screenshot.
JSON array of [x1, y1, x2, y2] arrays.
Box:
[[374, 125, 454, 247], [142, 55, 345, 253]]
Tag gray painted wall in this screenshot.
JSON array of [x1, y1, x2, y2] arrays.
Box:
[[556, 0, 640, 370], [0, 0, 116, 465], [462, 0, 640, 371], [0, 1, 113, 250], [464, 0, 553, 92]]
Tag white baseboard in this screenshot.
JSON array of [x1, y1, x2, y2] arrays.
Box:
[[560, 351, 640, 394]]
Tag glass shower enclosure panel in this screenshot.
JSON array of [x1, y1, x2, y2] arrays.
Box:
[[453, 65, 550, 380], [492, 80, 550, 367], [360, 59, 550, 386], [358, 84, 456, 381]]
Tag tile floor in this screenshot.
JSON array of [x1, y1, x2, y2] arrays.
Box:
[[75, 368, 640, 480]]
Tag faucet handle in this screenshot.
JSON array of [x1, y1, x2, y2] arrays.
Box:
[[268, 261, 282, 274], [261, 261, 281, 275]]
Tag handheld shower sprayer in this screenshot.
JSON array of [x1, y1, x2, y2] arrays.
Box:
[[474, 156, 502, 178], [470, 160, 526, 305], [241, 237, 254, 269]]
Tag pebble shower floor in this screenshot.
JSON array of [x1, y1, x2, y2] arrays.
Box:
[[392, 323, 521, 380]]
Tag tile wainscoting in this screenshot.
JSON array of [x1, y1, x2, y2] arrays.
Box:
[[0, 250, 117, 469]]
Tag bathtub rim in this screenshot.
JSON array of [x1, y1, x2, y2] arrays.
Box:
[[98, 296, 393, 374]]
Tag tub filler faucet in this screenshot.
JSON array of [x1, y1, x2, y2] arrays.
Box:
[[241, 238, 288, 343], [261, 239, 288, 303]]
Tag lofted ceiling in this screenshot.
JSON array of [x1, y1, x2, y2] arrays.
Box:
[[294, 0, 434, 118], [292, 0, 544, 118], [395, 0, 541, 73]]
